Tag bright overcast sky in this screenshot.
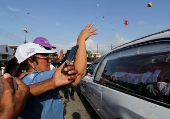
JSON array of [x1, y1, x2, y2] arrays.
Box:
[[0, 0, 169, 53]]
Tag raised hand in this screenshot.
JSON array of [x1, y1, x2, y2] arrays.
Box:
[[60, 49, 63, 55], [77, 23, 98, 41]]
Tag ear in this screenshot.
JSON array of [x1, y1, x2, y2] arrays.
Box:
[[28, 59, 38, 68]]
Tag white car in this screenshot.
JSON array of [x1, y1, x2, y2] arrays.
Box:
[[78, 30, 170, 119]]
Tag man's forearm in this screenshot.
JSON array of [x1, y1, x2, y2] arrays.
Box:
[[0, 111, 18, 119], [28, 78, 55, 99]]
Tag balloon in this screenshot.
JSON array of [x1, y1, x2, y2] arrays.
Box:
[[123, 19, 129, 26], [146, 2, 152, 7]]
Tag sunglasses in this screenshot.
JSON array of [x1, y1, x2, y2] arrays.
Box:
[[35, 54, 52, 61]]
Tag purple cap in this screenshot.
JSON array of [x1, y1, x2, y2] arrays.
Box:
[[33, 37, 56, 49]]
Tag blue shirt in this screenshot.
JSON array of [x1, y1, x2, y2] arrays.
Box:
[[18, 69, 69, 119]]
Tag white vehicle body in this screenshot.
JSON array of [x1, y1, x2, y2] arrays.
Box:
[[78, 30, 170, 119]]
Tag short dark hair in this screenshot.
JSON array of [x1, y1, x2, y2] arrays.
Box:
[[5, 55, 38, 77], [13, 51, 16, 56], [53, 53, 58, 56], [66, 50, 70, 54]]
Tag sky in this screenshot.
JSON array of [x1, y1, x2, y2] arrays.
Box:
[[0, 0, 169, 54]]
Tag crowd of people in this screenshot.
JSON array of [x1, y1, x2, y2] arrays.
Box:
[[0, 23, 98, 119]]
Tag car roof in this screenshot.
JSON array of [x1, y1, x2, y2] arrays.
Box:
[[112, 29, 170, 51], [94, 30, 170, 63]]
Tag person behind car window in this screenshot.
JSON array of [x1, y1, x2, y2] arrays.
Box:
[[0, 73, 30, 119]]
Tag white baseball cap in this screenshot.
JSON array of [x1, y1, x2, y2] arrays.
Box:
[[15, 42, 56, 64]]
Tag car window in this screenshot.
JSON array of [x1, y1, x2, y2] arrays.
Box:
[[96, 52, 170, 105], [86, 63, 98, 76], [2, 54, 7, 59], [87, 63, 91, 68]]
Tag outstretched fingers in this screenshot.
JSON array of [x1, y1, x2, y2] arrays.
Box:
[[90, 27, 98, 34], [89, 23, 94, 29], [78, 23, 98, 41], [85, 23, 90, 29]]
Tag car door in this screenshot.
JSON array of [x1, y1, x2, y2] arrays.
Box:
[[81, 63, 99, 99], [88, 81, 102, 113], [87, 62, 105, 116], [92, 58, 125, 119]]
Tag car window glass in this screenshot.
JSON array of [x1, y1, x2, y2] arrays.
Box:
[[86, 63, 98, 76], [97, 52, 170, 105], [95, 62, 106, 81], [87, 64, 91, 68]]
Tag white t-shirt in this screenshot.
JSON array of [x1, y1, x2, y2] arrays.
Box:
[[50, 64, 54, 70]]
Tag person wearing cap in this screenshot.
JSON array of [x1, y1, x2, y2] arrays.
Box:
[[14, 42, 77, 119], [14, 23, 98, 119], [52, 49, 63, 68], [52, 53, 58, 67], [33, 37, 56, 70], [33, 37, 56, 50]]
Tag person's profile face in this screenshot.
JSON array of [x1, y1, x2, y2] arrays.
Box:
[[53, 56, 55, 59], [34, 54, 51, 71], [53, 55, 57, 60]]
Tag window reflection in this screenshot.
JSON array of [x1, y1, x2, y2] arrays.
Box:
[[98, 53, 170, 104], [86, 63, 98, 76]]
